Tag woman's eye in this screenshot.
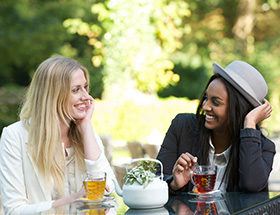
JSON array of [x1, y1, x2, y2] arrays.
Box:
[[72, 88, 79, 93], [213, 100, 219, 106]]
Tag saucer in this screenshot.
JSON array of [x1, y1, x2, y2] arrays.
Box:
[[76, 196, 114, 205], [77, 204, 114, 211], [187, 190, 221, 196], [188, 196, 224, 203], [187, 190, 224, 203]]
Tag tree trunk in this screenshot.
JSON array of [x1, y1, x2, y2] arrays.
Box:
[[232, 0, 257, 54]]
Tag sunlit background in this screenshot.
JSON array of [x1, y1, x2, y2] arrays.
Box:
[[1, 1, 280, 188]]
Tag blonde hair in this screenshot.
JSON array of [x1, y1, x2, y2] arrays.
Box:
[[20, 56, 89, 195]]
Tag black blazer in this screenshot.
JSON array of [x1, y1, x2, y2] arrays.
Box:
[[157, 113, 276, 193]]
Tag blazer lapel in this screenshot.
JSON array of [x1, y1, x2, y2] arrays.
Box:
[[25, 147, 52, 200]]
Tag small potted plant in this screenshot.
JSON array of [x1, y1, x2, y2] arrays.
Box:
[[123, 160, 158, 187], [112, 158, 168, 209]]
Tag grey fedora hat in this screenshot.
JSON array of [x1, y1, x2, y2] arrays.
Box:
[[212, 61, 268, 107]]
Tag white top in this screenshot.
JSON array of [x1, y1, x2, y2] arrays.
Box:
[[208, 138, 231, 191], [63, 147, 76, 197], [0, 121, 116, 215]]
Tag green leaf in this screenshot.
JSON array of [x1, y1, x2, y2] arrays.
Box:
[[123, 161, 158, 187]]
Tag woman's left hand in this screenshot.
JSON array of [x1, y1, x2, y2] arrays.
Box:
[[244, 99, 272, 129], [52, 187, 86, 208]]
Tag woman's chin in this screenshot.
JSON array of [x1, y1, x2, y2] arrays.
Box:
[[72, 113, 87, 121], [204, 122, 213, 129]]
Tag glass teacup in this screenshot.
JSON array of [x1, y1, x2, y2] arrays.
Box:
[[190, 165, 217, 193], [83, 172, 106, 200]]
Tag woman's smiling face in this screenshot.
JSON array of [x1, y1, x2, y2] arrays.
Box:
[[69, 68, 90, 120], [202, 78, 229, 132]]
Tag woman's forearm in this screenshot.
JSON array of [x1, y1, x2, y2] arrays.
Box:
[[239, 129, 275, 191], [80, 123, 101, 161]]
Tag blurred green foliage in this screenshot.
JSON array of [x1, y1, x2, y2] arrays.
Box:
[[1, 0, 280, 136], [158, 65, 209, 99], [64, 0, 190, 97], [0, 86, 24, 132], [0, 0, 104, 98]]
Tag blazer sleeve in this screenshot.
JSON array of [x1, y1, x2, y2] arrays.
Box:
[[238, 128, 276, 192], [157, 114, 182, 178], [84, 131, 116, 194], [0, 126, 53, 215]]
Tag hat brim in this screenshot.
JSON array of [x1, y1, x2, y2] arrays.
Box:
[[212, 63, 261, 107]]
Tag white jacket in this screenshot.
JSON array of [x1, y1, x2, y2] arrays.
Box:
[[0, 121, 115, 214]]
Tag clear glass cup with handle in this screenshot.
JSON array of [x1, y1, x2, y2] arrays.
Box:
[[83, 171, 106, 200], [190, 165, 217, 194]]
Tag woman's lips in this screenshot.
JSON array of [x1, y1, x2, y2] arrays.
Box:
[[205, 114, 216, 121], [74, 103, 87, 111]]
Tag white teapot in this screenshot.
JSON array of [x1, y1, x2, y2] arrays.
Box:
[[113, 158, 168, 209]]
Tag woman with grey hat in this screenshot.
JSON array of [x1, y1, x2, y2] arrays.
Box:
[[157, 60, 275, 193]]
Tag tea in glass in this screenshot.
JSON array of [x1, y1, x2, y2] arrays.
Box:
[[191, 165, 217, 193], [83, 172, 106, 200]]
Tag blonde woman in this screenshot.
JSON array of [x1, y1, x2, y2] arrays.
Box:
[[0, 56, 116, 214]]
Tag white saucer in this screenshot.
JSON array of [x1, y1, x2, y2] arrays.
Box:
[[76, 196, 114, 205]]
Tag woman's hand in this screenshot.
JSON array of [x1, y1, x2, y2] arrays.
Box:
[[170, 152, 197, 191], [83, 96, 95, 122], [52, 187, 86, 208], [76, 187, 87, 199], [105, 185, 110, 193], [76, 96, 95, 130], [75, 95, 101, 161], [244, 99, 272, 129]]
